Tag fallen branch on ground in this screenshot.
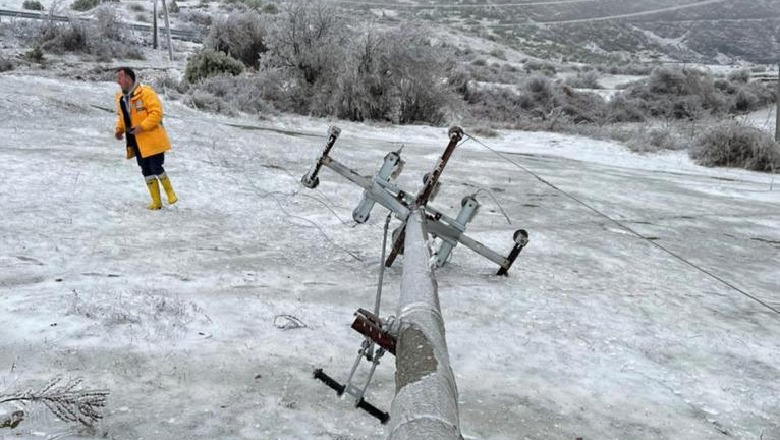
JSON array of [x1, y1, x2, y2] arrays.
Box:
[[0, 377, 109, 428]]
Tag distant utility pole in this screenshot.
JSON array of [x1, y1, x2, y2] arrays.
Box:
[[152, 0, 158, 50], [161, 0, 173, 61], [775, 63, 779, 143]]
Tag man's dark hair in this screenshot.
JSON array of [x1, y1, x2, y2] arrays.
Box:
[[116, 67, 136, 82]]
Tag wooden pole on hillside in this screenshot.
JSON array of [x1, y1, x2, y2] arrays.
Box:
[[152, 0, 158, 50], [161, 0, 173, 61], [775, 64, 779, 143]]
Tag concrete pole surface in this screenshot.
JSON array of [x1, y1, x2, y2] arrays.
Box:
[[388, 210, 463, 440]]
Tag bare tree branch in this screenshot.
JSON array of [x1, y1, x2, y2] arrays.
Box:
[[0, 377, 109, 428]]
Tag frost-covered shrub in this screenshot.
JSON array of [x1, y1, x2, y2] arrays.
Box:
[[262, 2, 344, 86], [187, 75, 274, 114], [207, 11, 267, 68], [0, 54, 14, 71], [643, 67, 725, 118], [260, 3, 456, 124], [152, 71, 185, 95], [189, 89, 237, 115], [223, 0, 263, 11], [179, 9, 213, 26], [559, 87, 607, 124], [462, 59, 524, 85], [690, 122, 780, 172], [464, 76, 607, 127], [615, 66, 775, 120], [24, 46, 45, 63], [523, 60, 557, 75], [39, 20, 92, 53], [726, 69, 750, 83], [564, 70, 601, 89], [369, 27, 456, 124], [33, 6, 142, 61], [184, 48, 244, 83], [724, 81, 775, 114], [71, 0, 99, 11], [647, 127, 674, 149], [607, 94, 649, 122], [177, 2, 457, 124], [95, 5, 125, 41], [464, 87, 527, 126], [626, 126, 680, 152], [599, 62, 654, 76], [517, 75, 559, 120], [22, 0, 44, 10]]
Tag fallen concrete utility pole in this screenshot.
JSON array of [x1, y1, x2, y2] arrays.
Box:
[[307, 126, 526, 429], [388, 210, 463, 440]]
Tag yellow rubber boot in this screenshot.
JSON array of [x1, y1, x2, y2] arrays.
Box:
[[145, 177, 162, 210], [159, 173, 178, 205]]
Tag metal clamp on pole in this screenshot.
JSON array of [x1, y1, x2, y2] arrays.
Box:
[[351, 308, 396, 355], [313, 309, 396, 425], [301, 126, 341, 189], [497, 229, 529, 276]]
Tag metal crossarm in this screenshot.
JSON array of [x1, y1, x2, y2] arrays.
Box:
[[300, 126, 529, 274]]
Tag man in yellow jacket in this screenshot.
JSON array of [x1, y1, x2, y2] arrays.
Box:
[[114, 67, 178, 210]]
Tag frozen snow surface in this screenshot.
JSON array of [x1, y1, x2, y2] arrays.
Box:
[[1, 73, 779, 440]]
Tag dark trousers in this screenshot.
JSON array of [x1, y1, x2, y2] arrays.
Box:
[[135, 150, 166, 177]]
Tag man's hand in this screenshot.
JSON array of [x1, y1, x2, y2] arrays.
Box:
[[128, 126, 141, 135], [115, 131, 123, 141]]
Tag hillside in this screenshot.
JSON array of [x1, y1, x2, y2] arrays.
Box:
[[333, 0, 780, 63], [1, 0, 777, 63]]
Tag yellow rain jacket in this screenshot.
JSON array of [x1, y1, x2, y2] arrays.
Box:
[[115, 85, 171, 159]]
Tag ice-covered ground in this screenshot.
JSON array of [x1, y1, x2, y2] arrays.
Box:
[[1, 73, 779, 440]]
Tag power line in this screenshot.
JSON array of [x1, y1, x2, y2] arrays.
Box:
[[202, 125, 366, 263], [464, 133, 780, 316]]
